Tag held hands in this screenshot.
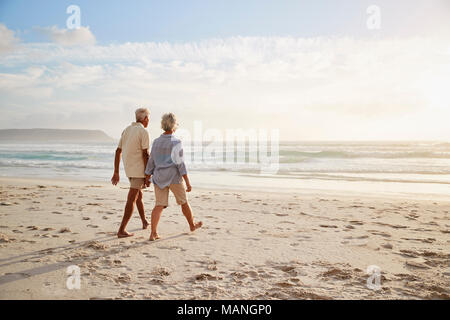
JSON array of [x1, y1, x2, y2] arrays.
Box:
[[111, 172, 120, 185], [145, 175, 151, 187]]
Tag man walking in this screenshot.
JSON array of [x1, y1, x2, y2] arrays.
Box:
[[111, 108, 151, 238]]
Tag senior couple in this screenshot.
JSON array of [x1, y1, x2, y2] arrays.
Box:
[[111, 108, 202, 240]]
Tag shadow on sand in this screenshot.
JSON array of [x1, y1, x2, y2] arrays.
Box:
[[0, 229, 190, 286]]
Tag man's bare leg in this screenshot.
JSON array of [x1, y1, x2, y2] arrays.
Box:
[[181, 202, 203, 231], [117, 188, 139, 238], [136, 190, 149, 229], [149, 205, 164, 241]]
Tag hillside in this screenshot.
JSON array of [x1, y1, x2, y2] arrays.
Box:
[[0, 129, 115, 143]]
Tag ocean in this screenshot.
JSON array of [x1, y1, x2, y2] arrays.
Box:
[[0, 141, 449, 198]]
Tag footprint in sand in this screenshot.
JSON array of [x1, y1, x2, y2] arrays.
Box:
[[116, 274, 132, 284], [142, 252, 157, 259], [391, 224, 408, 229], [275, 281, 295, 288], [206, 261, 218, 271], [397, 249, 419, 258], [20, 239, 36, 243], [244, 237, 261, 241], [85, 241, 108, 250], [320, 267, 353, 280], [245, 270, 259, 278], [2, 272, 31, 281], [275, 213, 288, 217], [280, 221, 295, 224], [401, 237, 435, 243], [0, 234, 15, 243], [405, 258, 430, 269], [152, 267, 171, 277], [368, 229, 391, 237], [157, 245, 186, 252], [150, 278, 164, 285], [194, 273, 223, 281]]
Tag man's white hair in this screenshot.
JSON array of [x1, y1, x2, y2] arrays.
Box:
[[161, 113, 178, 131], [135, 108, 150, 122]]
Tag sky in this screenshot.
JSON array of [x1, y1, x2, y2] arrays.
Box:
[[0, 0, 450, 140]]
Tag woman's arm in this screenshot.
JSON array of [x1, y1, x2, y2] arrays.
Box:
[[174, 141, 191, 191], [182, 174, 192, 192], [144, 153, 155, 187]]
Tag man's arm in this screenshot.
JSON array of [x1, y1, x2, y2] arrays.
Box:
[[142, 149, 150, 186], [141, 129, 151, 186], [111, 148, 121, 185], [142, 149, 149, 169]]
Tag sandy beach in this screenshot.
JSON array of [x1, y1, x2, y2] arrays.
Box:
[[0, 176, 448, 300]]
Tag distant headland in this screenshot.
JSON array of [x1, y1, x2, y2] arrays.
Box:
[[0, 129, 115, 143]]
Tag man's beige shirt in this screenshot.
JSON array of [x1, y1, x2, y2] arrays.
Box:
[[118, 122, 150, 178]]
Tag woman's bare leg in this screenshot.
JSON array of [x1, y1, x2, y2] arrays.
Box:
[[149, 205, 164, 240], [181, 202, 203, 231]]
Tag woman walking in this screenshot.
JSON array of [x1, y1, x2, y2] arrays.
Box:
[[144, 113, 202, 240]]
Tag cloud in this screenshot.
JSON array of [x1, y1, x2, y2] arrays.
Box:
[[35, 26, 96, 46], [0, 24, 19, 54], [0, 36, 449, 140]]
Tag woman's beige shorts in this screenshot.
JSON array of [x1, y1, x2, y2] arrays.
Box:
[[154, 182, 187, 207]]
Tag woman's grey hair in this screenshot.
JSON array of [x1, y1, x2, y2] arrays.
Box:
[[135, 108, 150, 122], [161, 113, 178, 131]]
